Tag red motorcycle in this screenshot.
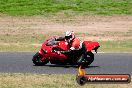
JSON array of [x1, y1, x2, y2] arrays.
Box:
[[32, 37, 100, 67]]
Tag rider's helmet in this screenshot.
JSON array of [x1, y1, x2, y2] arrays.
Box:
[[65, 31, 75, 43]]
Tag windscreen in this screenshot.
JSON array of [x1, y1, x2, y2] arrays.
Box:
[[46, 38, 58, 46]]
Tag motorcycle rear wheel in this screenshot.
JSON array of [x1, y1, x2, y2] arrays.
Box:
[[86, 52, 94, 65], [32, 52, 49, 66], [77, 52, 94, 68]]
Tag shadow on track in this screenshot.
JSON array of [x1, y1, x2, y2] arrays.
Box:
[[33, 64, 100, 69]]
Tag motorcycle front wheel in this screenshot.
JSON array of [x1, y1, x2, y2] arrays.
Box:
[[32, 52, 49, 66]]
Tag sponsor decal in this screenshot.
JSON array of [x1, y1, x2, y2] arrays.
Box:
[[76, 66, 131, 85]]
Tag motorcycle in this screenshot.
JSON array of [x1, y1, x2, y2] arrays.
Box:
[[32, 37, 100, 67]]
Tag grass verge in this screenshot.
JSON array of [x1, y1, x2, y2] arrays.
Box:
[[0, 31, 132, 52], [0, 73, 131, 88], [99, 40, 132, 52], [0, 40, 132, 52], [0, 0, 131, 16]]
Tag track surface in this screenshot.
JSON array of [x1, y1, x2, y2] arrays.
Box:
[[0, 52, 132, 75]]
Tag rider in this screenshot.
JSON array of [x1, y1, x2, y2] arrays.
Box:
[[56, 31, 88, 67], [65, 31, 81, 50], [55, 31, 83, 54]]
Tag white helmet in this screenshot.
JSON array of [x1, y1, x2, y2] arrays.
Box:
[[65, 31, 75, 42]]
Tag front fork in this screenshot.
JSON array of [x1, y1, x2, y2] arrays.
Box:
[[38, 49, 46, 60]]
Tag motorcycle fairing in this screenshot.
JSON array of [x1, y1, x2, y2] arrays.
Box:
[[83, 41, 100, 52]]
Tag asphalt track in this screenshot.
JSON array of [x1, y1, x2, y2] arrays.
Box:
[[0, 52, 132, 75]]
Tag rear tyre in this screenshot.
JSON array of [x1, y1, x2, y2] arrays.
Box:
[[32, 52, 49, 66], [77, 52, 94, 68], [86, 52, 94, 65]]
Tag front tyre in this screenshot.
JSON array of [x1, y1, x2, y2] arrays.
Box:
[[32, 52, 49, 66]]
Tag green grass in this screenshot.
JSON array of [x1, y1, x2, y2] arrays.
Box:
[[0, 44, 40, 52], [99, 40, 132, 52], [0, 0, 131, 16], [0, 31, 132, 52], [0, 73, 131, 88], [0, 32, 61, 52], [1, 41, 132, 52], [0, 33, 132, 52]]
